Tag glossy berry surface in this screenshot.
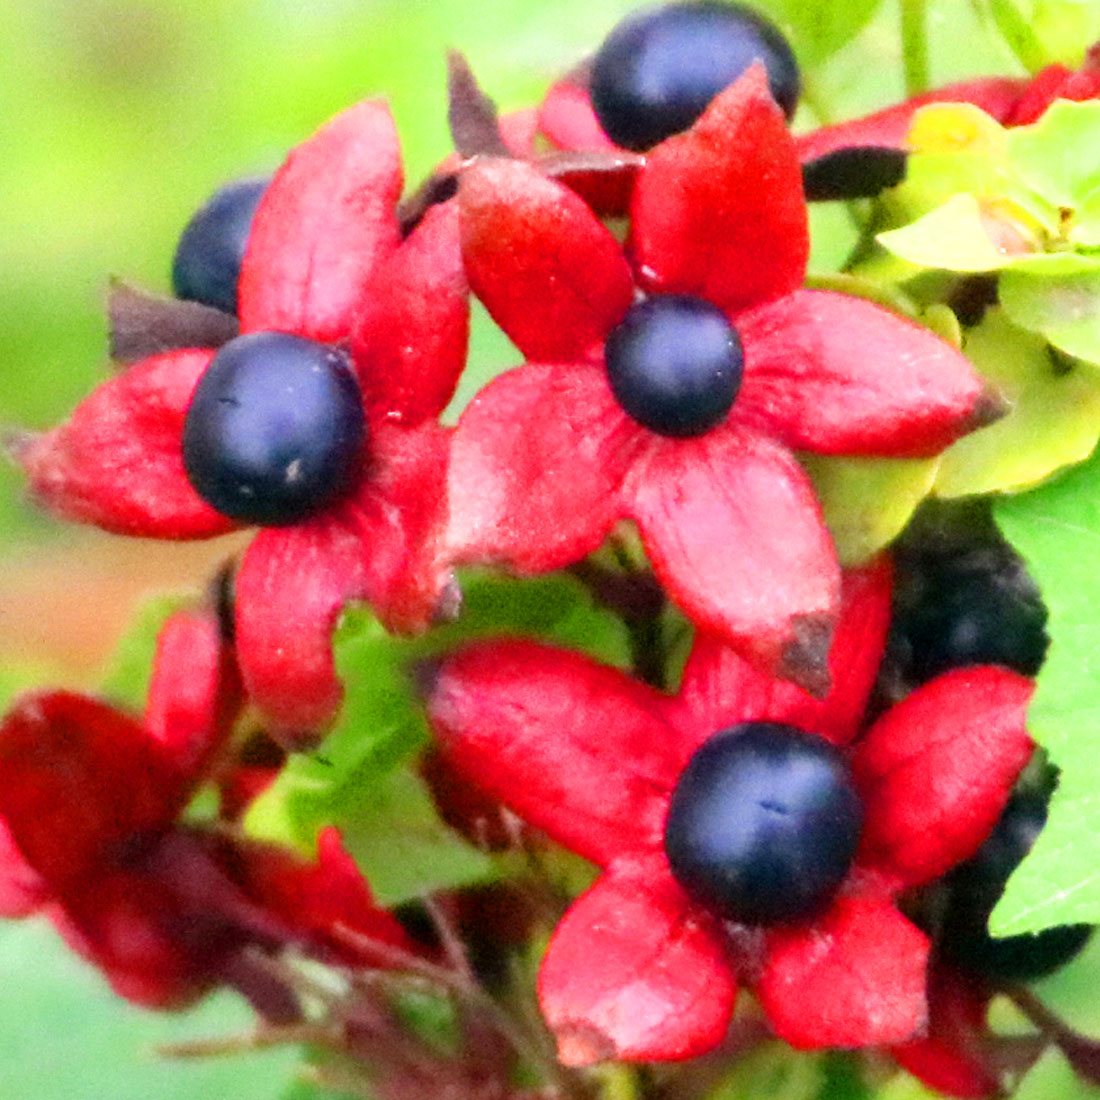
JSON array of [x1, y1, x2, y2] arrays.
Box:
[[172, 176, 269, 315], [605, 294, 743, 437], [664, 723, 863, 925], [940, 794, 1092, 982], [182, 332, 366, 526], [590, 0, 800, 151], [892, 548, 1048, 684]]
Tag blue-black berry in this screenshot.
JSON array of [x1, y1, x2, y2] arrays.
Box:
[[182, 332, 366, 526], [605, 295, 743, 437], [172, 176, 269, 315], [590, 0, 800, 152], [939, 794, 1092, 983], [664, 723, 863, 925]]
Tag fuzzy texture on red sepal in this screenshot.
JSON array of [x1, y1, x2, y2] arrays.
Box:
[[736, 290, 988, 457], [16, 349, 230, 539], [758, 893, 930, 1049], [627, 425, 838, 684], [793, 77, 1026, 162], [351, 200, 468, 428], [630, 67, 807, 313], [426, 561, 1035, 1059], [854, 667, 1035, 889], [0, 618, 409, 1011], [459, 157, 634, 362], [539, 866, 737, 1064], [235, 421, 452, 733], [19, 100, 467, 732], [450, 70, 985, 691], [238, 99, 402, 343]]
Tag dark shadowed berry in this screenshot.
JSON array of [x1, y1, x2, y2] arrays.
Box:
[[940, 794, 1092, 982], [590, 0, 800, 152], [172, 176, 270, 315], [664, 723, 863, 925], [605, 294, 743, 437], [801, 147, 908, 202], [891, 547, 1048, 685], [182, 332, 366, 526]]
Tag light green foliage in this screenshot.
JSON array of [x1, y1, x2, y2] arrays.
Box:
[[804, 453, 940, 565], [246, 572, 628, 902], [994, 447, 1100, 934], [935, 308, 1100, 496], [757, 0, 884, 63], [705, 1042, 826, 1100]]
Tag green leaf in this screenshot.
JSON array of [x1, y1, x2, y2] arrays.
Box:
[[934, 308, 1100, 496], [335, 768, 497, 906], [993, 445, 1100, 933], [1007, 99, 1100, 209], [878, 193, 1029, 272], [1000, 267, 1100, 363], [1031, 1, 1100, 68], [99, 593, 189, 710], [705, 1042, 825, 1100], [246, 572, 627, 901], [803, 453, 940, 566]]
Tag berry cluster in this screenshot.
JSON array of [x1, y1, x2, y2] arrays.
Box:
[[6, 3, 1100, 1099]]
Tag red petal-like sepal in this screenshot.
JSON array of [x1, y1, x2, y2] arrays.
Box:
[[239, 100, 403, 343], [853, 667, 1034, 888], [428, 640, 677, 867], [758, 893, 929, 1048], [539, 78, 621, 154], [794, 77, 1026, 162], [737, 290, 988, 457], [236, 423, 451, 732], [1009, 65, 1100, 125], [627, 426, 839, 692], [672, 559, 891, 758], [447, 362, 638, 572], [352, 200, 469, 428], [630, 68, 808, 314], [0, 821, 47, 918], [539, 867, 736, 1063], [0, 693, 183, 888], [459, 157, 634, 361], [16, 349, 232, 538], [144, 609, 241, 779]]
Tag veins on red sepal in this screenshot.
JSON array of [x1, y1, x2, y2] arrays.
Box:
[[425, 559, 1036, 1061], [447, 69, 987, 693]]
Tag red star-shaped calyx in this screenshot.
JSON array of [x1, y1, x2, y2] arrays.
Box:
[[15, 99, 470, 733], [0, 610, 410, 1013], [425, 560, 1035, 1062], [448, 69, 988, 689]]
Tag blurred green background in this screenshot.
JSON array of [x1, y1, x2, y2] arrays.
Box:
[[2, 0, 1100, 1096]]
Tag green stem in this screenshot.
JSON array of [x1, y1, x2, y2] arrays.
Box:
[[899, 0, 930, 96], [596, 1064, 644, 1100], [987, 0, 1047, 74]]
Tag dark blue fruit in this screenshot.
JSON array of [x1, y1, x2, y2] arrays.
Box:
[[605, 294, 743, 437], [182, 332, 366, 526], [172, 176, 269, 315], [801, 147, 908, 202], [893, 552, 1048, 684], [941, 794, 1092, 983], [664, 723, 864, 925], [590, 0, 800, 152]]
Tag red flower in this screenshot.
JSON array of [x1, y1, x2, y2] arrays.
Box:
[[448, 70, 987, 688], [15, 99, 469, 732], [425, 560, 1034, 1061], [794, 51, 1100, 163], [0, 610, 410, 1013]]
